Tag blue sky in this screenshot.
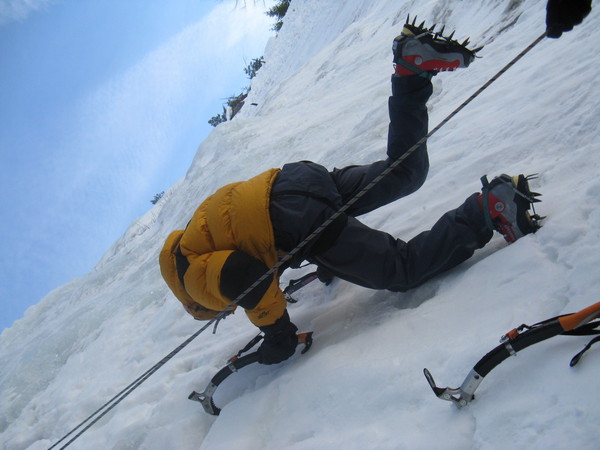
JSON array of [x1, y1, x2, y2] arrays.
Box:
[[0, 0, 275, 331]]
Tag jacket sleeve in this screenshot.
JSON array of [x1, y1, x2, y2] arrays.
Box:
[[220, 251, 287, 327], [220, 251, 273, 309], [184, 250, 287, 327]]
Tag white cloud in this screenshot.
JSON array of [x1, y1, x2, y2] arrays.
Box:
[[57, 0, 274, 220], [0, 0, 56, 25]]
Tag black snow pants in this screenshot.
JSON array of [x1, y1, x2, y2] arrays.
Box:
[[269, 75, 493, 292]]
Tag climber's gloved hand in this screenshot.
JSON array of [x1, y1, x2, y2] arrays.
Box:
[[257, 310, 298, 365], [316, 265, 335, 286], [546, 0, 592, 38]]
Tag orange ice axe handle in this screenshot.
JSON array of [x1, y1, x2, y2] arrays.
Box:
[[424, 302, 600, 407], [298, 332, 314, 354], [558, 301, 600, 332]]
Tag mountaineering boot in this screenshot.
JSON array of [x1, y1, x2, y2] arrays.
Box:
[[479, 174, 543, 243], [393, 15, 482, 78]]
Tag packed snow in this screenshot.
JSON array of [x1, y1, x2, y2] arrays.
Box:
[[1, 0, 599, 449]]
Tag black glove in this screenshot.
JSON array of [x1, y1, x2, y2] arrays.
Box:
[[546, 0, 592, 38], [257, 310, 298, 365], [316, 265, 335, 286]]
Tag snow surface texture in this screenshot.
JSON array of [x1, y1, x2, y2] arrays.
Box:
[[2, 0, 599, 448]]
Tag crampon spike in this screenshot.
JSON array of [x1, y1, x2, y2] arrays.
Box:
[[531, 192, 542, 203], [462, 37, 470, 46], [419, 20, 426, 29], [447, 30, 455, 41]]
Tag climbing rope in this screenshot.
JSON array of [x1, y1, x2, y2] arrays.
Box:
[[48, 31, 547, 449]]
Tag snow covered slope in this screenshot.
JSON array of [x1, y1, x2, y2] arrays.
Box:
[[2, 0, 599, 448]]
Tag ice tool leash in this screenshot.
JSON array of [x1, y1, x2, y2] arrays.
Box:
[[424, 301, 600, 407], [189, 332, 313, 415]]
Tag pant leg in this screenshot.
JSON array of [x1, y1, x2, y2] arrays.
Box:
[[313, 194, 493, 291], [269, 161, 345, 267], [331, 75, 433, 217]]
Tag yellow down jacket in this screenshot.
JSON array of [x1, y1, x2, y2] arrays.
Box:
[[159, 168, 286, 327]]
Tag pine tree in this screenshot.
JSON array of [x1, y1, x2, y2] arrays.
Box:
[[266, 0, 290, 31]]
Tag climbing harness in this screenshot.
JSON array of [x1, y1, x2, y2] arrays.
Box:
[[189, 332, 314, 415], [424, 301, 600, 407]]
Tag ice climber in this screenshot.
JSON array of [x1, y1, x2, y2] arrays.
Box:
[[159, 5, 588, 366]]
